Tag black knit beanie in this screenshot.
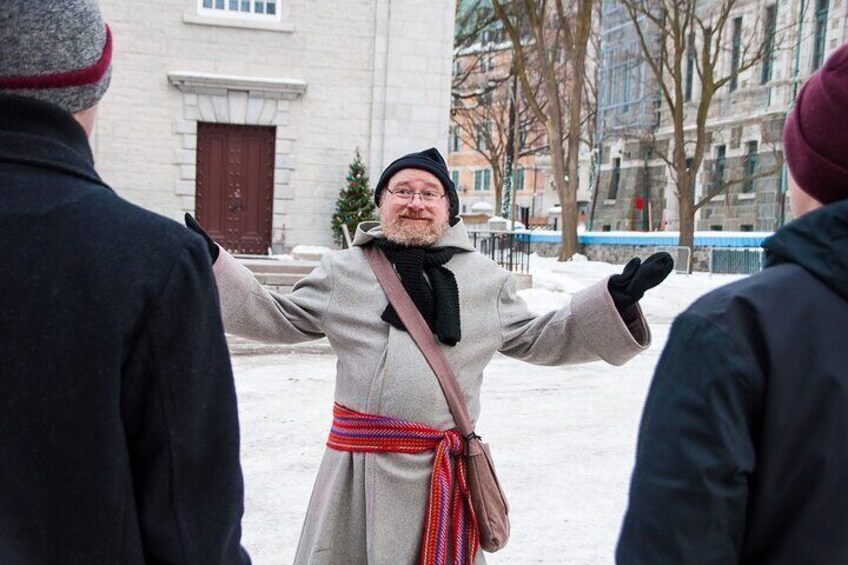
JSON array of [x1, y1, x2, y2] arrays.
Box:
[[374, 147, 459, 218]]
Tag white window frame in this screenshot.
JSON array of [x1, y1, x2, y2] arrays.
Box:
[[515, 167, 524, 191], [185, 0, 293, 32], [474, 169, 491, 192], [449, 125, 462, 153], [480, 51, 495, 73]]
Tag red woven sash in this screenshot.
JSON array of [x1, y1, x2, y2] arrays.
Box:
[[327, 402, 479, 565]]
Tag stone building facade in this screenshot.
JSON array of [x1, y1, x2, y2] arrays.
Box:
[[594, 0, 847, 233], [94, 0, 454, 252]]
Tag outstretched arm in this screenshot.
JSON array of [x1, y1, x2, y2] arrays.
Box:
[[186, 213, 331, 344], [497, 273, 650, 366], [497, 253, 671, 366], [212, 248, 332, 343]]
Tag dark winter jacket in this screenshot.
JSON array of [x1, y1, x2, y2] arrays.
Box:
[[617, 198, 848, 564], [0, 94, 250, 564]]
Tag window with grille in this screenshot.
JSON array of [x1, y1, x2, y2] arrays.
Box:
[[199, 0, 279, 18], [449, 126, 462, 152], [479, 52, 495, 73], [744, 141, 758, 193], [730, 17, 742, 92], [607, 158, 621, 200], [474, 169, 491, 192], [713, 145, 726, 191], [761, 5, 777, 84], [476, 123, 491, 151], [685, 33, 695, 102], [189, 0, 289, 30], [812, 0, 829, 71]]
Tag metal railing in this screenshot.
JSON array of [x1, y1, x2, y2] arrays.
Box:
[[709, 247, 765, 275], [469, 231, 531, 274]]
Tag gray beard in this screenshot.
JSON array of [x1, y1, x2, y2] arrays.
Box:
[[380, 206, 448, 246]]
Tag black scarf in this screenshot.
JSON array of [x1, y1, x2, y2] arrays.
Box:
[[373, 239, 464, 346]]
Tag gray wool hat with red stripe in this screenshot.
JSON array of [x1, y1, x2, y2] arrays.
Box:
[[0, 0, 112, 114]]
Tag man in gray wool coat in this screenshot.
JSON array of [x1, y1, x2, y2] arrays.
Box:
[[188, 147, 672, 564]]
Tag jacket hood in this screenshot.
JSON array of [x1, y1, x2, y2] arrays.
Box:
[[351, 217, 477, 252], [764, 198, 848, 300]]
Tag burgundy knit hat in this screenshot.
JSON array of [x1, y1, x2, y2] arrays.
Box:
[[783, 42, 848, 204]]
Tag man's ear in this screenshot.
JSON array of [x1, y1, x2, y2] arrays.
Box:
[[73, 105, 98, 137]]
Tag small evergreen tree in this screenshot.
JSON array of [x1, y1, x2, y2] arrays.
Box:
[[331, 150, 376, 247]]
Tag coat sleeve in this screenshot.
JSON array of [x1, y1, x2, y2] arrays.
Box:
[[497, 274, 649, 366], [616, 312, 763, 564], [212, 247, 333, 343], [121, 238, 250, 564]]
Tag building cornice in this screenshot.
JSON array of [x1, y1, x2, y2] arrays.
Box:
[[168, 71, 307, 100]]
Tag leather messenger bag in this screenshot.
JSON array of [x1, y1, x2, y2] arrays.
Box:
[[365, 245, 510, 552]]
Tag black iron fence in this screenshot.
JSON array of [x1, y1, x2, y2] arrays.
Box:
[[469, 231, 531, 274]]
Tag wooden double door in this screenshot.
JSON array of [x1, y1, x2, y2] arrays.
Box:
[[196, 123, 275, 255]]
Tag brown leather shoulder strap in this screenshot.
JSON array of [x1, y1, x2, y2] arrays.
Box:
[[364, 245, 474, 436]]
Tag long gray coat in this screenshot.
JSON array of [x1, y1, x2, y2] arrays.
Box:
[[213, 220, 650, 564]]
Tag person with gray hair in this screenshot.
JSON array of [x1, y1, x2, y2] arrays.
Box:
[[0, 2, 251, 563]]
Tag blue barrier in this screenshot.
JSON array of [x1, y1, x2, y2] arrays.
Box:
[[520, 230, 771, 248]]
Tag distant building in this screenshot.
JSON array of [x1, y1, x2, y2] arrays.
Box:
[[94, 0, 455, 252], [448, 0, 594, 229], [594, 0, 846, 233]]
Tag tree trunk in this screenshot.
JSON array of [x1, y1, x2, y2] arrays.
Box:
[[678, 172, 695, 270], [502, 76, 518, 219], [562, 0, 591, 261], [550, 120, 578, 260], [492, 164, 504, 216]]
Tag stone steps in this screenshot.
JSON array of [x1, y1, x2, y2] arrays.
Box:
[[226, 335, 332, 356], [233, 255, 320, 294]]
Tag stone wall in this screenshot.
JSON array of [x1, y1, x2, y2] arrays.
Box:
[[532, 241, 716, 272]]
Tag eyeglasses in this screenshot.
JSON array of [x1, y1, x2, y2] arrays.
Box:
[[385, 187, 446, 202]]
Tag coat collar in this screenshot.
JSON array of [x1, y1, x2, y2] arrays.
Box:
[[352, 217, 477, 252], [763, 198, 848, 300], [0, 93, 107, 189]]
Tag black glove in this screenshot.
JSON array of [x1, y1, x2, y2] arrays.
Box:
[[185, 213, 220, 263], [608, 252, 674, 314]]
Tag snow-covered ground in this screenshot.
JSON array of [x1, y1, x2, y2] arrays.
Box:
[[233, 255, 744, 564]]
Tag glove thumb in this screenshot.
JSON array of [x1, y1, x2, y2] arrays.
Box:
[[184, 213, 220, 263], [629, 252, 674, 296]]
